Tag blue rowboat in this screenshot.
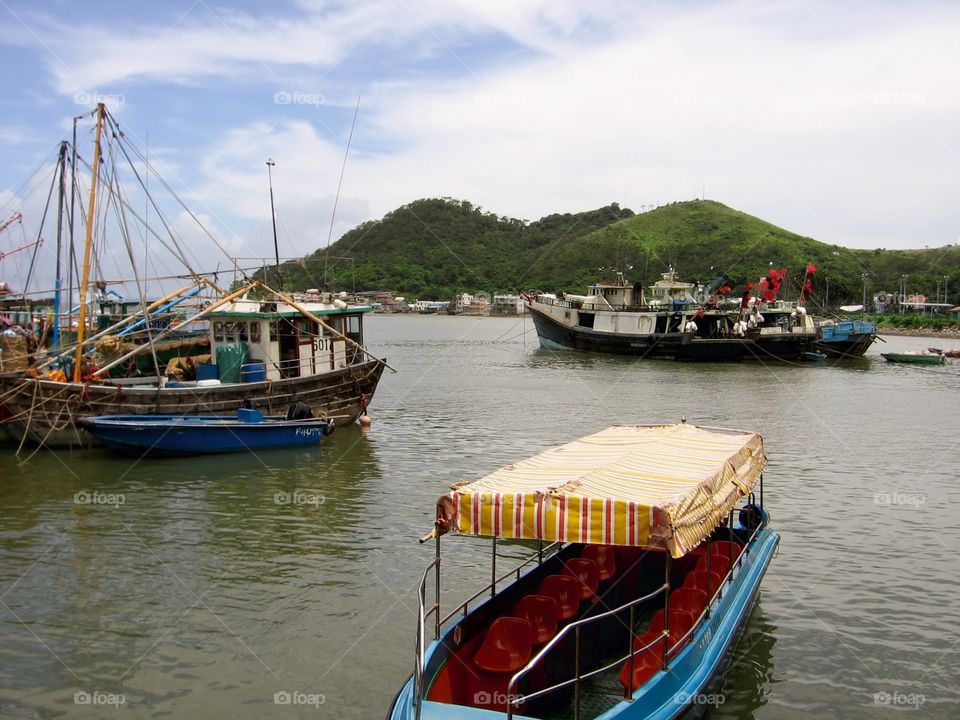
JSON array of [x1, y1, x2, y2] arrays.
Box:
[[78, 408, 334, 456], [388, 422, 778, 720]]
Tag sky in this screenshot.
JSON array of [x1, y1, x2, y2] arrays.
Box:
[[1, 0, 959, 293]]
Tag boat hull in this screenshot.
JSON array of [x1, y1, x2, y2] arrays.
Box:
[[528, 305, 686, 358], [815, 320, 877, 358], [78, 415, 332, 456], [388, 529, 780, 720], [0, 357, 385, 448]]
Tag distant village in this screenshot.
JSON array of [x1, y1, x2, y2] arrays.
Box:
[[347, 291, 528, 316]]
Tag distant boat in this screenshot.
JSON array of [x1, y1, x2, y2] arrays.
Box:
[[815, 319, 877, 358], [78, 407, 335, 456], [881, 352, 946, 366], [525, 268, 818, 361]]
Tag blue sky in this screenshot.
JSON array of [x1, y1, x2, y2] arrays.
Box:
[[1, 0, 959, 292]]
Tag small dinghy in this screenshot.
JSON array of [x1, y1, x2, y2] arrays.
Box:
[[78, 406, 334, 456], [881, 352, 946, 366]]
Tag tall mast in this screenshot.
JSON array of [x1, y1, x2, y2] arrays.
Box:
[[73, 103, 105, 382], [53, 141, 68, 356], [266, 158, 281, 290]]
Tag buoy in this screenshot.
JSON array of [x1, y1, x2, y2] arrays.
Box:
[[358, 414, 372, 427]]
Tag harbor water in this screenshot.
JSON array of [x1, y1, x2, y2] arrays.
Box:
[[1, 315, 958, 719]]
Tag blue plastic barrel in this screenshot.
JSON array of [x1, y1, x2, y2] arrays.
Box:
[[241, 362, 267, 383], [196, 363, 218, 381]]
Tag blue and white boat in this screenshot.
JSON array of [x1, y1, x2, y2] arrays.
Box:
[[78, 407, 334, 456], [388, 422, 778, 720]]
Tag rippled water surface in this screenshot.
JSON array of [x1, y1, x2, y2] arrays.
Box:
[[1, 315, 958, 719]]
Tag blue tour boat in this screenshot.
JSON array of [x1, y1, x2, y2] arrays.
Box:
[[78, 407, 334, 456], [388, 421, 778, 720]]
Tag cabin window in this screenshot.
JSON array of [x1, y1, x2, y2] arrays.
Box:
[[213, 322, 224, 342], [346, 315, 360, 335], [250, 322, 261, 343], [269, 321, 278, 342], [238, 322, 249, 342], [222, 321, 237, 343], [328, 316, 345, 334], [578, 313, 595, 329]]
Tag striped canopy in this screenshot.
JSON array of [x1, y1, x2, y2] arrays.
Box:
[[441, 423, 765, 558]]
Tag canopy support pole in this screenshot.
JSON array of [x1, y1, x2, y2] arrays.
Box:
[[491, 537, 497, 598], [434, 533, 441, 641], [661, 554, 671, 670]]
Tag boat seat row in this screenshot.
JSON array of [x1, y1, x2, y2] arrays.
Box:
[[618, 584, 710, 693], [690, 539, 742, 561], [473, 554, 607, 676]]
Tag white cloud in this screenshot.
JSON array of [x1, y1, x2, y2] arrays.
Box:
[[6, 0, 960, 261]]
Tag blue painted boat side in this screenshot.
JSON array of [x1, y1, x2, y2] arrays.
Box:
[[388, 529, 780, 720], [79, 416, 331, 455]]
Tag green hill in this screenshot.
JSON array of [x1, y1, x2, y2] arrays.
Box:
[[261, 198, 960, 305]]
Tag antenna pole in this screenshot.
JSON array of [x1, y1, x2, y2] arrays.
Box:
[[266, 158, 281, 290], [324, 95, 361, 291]]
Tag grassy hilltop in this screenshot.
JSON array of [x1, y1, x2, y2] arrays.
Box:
[[263, 198, 960, 305]]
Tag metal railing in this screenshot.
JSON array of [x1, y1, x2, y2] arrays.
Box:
[[414, 556, 440, 720], [440, 541, 562, 626], [505, 582, 669, 719]]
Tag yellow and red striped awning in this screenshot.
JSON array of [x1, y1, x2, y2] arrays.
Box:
[[441, 423, 765, 558]]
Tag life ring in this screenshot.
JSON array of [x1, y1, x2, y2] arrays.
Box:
[[876, 291, 889, 304], [739, 503, 765, 531]]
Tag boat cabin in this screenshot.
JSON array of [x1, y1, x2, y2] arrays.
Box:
[[206, 295, 372, 381], [586, 272, 645, 310], [645, 267, 697, 309]]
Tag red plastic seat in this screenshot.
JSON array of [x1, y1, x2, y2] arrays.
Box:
[[643, 608, 695, 647], [619, 630, 663, 693], [683, 569, 724, 597], [514, 594, 558, 645], [562, 557, 600, 600], [709, 540, 742, 561], [539, 575, 580, 620], [694, 554, 730, 578], [670, 588, 707, 618], [474, 617, 533, 673], [581, 545, 616, 581]]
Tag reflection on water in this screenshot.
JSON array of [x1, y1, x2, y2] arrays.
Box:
[[713, 601, 780, 719], [1, 318, 959, 719]]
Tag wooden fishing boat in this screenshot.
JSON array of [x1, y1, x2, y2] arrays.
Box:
[[388, 421, 778, 720], [0, 103, 390, 449], [78, 407, 335, 456], [880, 351, 946, 365], [0, 291, 387, 448]]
